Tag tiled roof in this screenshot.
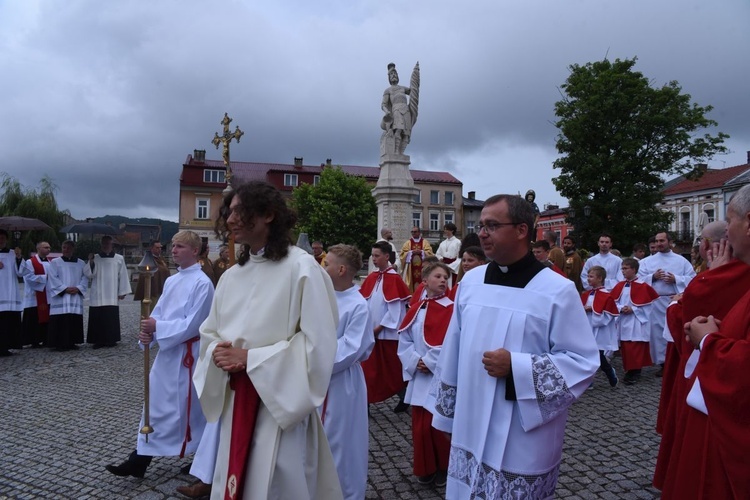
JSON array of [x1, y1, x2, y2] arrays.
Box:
[[186, 157, 461, 185], [462, 196, 484, 208], [663, 164, 750, 196]]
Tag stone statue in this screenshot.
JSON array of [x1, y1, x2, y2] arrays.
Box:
[[525, 189, 541, 231], [380, 62, 420, 157]]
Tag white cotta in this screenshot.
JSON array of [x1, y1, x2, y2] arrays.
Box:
[[47, 258, 87, 315], [84, 254, 131, 306]]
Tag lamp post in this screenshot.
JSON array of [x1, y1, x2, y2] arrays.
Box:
[[137, 251, 158, 442]]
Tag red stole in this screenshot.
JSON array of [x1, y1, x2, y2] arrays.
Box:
[[225, 372, 261, 500], [398, 295, 453, 346], [360, 267, 411, 303], [580, 288, 619, 316], [31, 256, 49, 323], [610, 280, 659, 306], [179, 336, 200, 458]]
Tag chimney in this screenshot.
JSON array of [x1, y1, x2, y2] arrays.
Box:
[[697, 163, 708, 172], [326, 158, 332, 166], [294, 157, 303, 168], [468, 191, 475, 200], [193, 149, 206, 163]]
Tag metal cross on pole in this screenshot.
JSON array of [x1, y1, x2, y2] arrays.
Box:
[[212, 113, 244, 266]]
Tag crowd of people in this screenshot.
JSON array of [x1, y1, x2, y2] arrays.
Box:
[[2, 180, 749, 499]]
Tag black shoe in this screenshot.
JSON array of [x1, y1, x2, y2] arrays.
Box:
[[606, 367, 618, 387], [434, 470, 448, 487], [0, 350, 13, 357], [92, 344, 104, 350], [393, 401, 410, 413], [105, 460, 147, 478], [180, 462, 193, 475], [417, 473, 435, 485]]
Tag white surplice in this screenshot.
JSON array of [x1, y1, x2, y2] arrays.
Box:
[[614, 282, 652, 342], [83, 254, 131, 306], [320, 285, 374, 500], [47, 258, 87, 315], [193, 246, 342, 500], [584, 292, 619, 351], [581, 252, 624, 290], [436, 236, 462, 275], [0, 251, 23, 312], [398, 296, 453, 407], [428, 266, 599, 499], [638, 251, 695, 364], [21, 256, 51, 308], [136, 263, 214, 457]]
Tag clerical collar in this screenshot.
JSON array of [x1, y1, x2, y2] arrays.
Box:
[[61, 256, 77, 262], [484, 252, 545, 289], [98, 251, 116, 258]]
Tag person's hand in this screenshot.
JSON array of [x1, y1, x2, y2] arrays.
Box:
[[0, 261, 4, 270], [482, 348, 511, 378], [65, 287, 78, 294], [662, 272, 676, 284], [620, 306, 633, 314], [670, 293, 683, 302], [88, 253, 94, 262], [653, 269, 665, 281], [685, 315, 720, 348], [138, 330, 153, 344], [707, 239, 732, 270], [584, 305, 592, 312], [416, 359, 430, 373], [140, 317, 156, 334], [213, 342, 247, 373], [373, 325, 384, 337], [118, 295, 126, 300]]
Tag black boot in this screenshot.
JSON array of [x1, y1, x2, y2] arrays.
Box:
[[393, 388, 410, 413], [105, 450, 152, 478]]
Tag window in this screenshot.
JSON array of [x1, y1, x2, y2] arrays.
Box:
[[430, 190, 440, 205], [413, 191, 422, 204], [313, 175, 321, 186], [430, 212, 440, 231], [466, 219, 476, 234], [444, 191, 454, 206], [444, 212, 455, 227], [203, 169, 225, 183], [412, 212, 422, 228], [284, 174, 298, 187], [196, 199, 209, 220]]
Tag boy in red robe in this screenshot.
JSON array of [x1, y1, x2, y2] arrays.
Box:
[[397, 262, 453, 487], [360, 241, 411, 410], [610, 258, 659, 384]]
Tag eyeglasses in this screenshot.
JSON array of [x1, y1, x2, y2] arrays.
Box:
[[475, 222, 519, 234]]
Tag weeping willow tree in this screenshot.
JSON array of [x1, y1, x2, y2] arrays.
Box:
[[0, 174, 67, 254]]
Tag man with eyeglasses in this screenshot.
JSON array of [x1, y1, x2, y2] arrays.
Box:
[[428, 194, 599, 499], [399, 226, 433, 293]]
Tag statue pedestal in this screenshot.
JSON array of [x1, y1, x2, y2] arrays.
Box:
[[372, 154, 419, 255]]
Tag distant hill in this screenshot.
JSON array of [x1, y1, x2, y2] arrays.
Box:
[[90, 215, 180, 243]]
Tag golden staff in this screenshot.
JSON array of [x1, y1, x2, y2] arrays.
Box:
[[137, 254, 158, 442]]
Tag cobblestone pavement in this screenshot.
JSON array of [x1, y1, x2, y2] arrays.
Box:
[[1, 298, 662, 499]]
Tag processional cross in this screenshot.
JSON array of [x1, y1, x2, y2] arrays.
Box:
[[211, 112, 245, 186]]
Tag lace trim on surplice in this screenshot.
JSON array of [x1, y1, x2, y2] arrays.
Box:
[[530, 353, 574, 422], [449, 446, 559, 499]]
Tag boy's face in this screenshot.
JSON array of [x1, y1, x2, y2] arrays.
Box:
[[622, 264, 637, 280], [172, 241, 199, 268], [461, 253, 483, 273], [324, 252, 344, 280], [371, 248, 389, 270], [587, 270, 603, 288], [425, 268, 449, 297]]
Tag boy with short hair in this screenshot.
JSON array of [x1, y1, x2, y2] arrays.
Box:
[[582, 265, 620, 387], [321, 244, 375, 500], [610, 258, 658, 384], [106, 230, 214, 479], [397, 262, 453, 487]]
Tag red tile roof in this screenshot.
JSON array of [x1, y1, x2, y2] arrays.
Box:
[[185, 157, 461, 185], [663, 163, 750, 196]]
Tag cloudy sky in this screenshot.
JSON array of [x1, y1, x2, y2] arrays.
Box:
[[2, 0, 748, 222]]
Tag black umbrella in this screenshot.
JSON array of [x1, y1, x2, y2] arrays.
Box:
[[60, 222, 120, 235], [0, 216, 52, 231]]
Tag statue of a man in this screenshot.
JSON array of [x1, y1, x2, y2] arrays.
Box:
[[381, 62, 419, 157]]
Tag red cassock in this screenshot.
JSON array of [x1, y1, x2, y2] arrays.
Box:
[[360, 269, 411, 403], [654, 260, 750, 498]]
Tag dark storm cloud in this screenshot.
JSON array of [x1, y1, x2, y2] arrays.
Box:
[[1, 0, 748, 219]]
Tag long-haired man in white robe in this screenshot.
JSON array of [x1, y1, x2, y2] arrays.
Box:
[[105, 230, 214, 479], [193, 181, 342, 500], [427, 194, 599, 499]]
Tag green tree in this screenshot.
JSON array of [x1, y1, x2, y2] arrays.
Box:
[[553, 57, 728, 251], [0, 174, 67, 255], [292, 167, 377, 259]]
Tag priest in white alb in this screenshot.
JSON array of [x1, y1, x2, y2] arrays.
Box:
[[427, 194, 599, 499], [637, 231, 695, 366], [47, 240, 88, 351], [84, 235, 131, 348], [106, 230, 214, 479], [193, 181, 342, 500]]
